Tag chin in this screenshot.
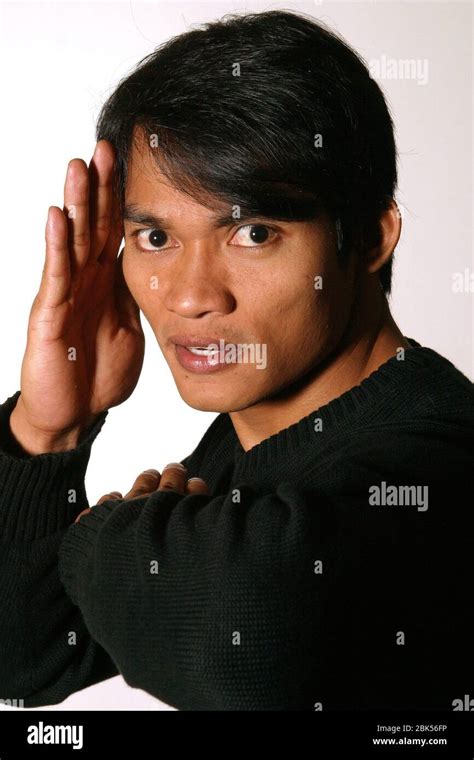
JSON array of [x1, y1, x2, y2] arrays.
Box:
[[173, 382, 258, 414], [177, 393, 235, 414]]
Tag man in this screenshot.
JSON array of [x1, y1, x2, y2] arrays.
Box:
[[0, 10, 472, 710]]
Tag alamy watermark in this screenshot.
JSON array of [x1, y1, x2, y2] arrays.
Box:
[[369, 55, 429, 86], [369, 481, 429, 511], [199, 340, 267, 370]]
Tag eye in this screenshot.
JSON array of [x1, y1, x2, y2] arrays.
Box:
[[229, 224, 277, 248], [132, 223, 278, 252], [136, 228, 176, 252]]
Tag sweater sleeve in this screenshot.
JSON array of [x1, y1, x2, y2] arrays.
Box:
[[0, 391, 120, 707], [58, 484, 323, 711], [57, 469, 473, 711]]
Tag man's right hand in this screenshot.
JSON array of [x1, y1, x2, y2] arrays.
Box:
[[9, 140, 145, 454]]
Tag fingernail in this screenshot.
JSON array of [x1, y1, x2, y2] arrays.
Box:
[[162, 462, 186, 471], [144, 468, 160, 476], [187, 477, 203, 482]]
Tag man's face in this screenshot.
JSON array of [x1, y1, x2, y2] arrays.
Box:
[[122, 135, 357, 413]]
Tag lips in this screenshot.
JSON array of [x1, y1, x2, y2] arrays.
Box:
[[169, 334, 232, 374]]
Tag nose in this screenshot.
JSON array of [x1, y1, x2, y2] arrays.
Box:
[[162, 244, 235, 319]]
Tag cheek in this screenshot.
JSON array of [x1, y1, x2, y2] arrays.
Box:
[[254, 278, 322, 366], [122, 249, 138, 290], [122, 251, 153, 308], [273, 270, 329, 326], [266, 266, 348, 369]]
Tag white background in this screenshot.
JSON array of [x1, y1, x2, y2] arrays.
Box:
[[0, 0, 472, 709]]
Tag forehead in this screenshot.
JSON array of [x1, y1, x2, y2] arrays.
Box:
[[126, 136, 178, 199], [125, 127, 224, 214], [123, 127, 329, 236]]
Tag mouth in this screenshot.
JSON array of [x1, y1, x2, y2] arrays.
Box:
[[169, 335, 234, 374], [184, 346, 220, 356]]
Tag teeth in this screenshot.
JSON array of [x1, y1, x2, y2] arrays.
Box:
[[186, 346, 219, 356]]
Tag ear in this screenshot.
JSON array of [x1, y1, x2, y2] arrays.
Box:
[[365, 199, 402, 275]]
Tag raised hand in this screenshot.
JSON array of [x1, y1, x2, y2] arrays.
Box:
[[10, 140, 145, 454]]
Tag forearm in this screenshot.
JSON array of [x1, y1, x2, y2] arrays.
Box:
[[57, 471, 473, 711], [0, 390, 118, 706], [0, 534, 118, 707], [58, 484, 325, 710]]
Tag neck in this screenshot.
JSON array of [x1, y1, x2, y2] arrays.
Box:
[[231, 277, 411, 453]]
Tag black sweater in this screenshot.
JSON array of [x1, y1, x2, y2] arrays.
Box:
[[0, 339, 473, 710]]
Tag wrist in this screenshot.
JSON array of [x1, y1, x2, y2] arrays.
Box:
[[9, 404, 89, 455]]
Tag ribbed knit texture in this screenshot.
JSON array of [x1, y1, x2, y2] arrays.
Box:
[[0, 339, 473, 709]]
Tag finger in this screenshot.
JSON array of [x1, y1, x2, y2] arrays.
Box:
[[74, 490, 123, 524], [34, 206, 71, 311], [98, 163, 124, 265], [63, 158, 90, 273], [186, 477, 209, 495], [123, 469, 161, 500], [157, 463, 187, 494], [74, 507, 91, 524], [96, 491, 123, 505], [88, 140, 116, 258]]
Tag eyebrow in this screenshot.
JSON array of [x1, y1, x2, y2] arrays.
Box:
[[123, 203, 268, 230]]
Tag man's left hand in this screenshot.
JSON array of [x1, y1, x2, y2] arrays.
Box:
[[74, 463, 208, 523]]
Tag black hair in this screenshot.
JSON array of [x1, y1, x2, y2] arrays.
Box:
[[96, 9, 398, 294]]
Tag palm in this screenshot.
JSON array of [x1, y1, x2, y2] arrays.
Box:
[[18, 140, 145, 435]]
